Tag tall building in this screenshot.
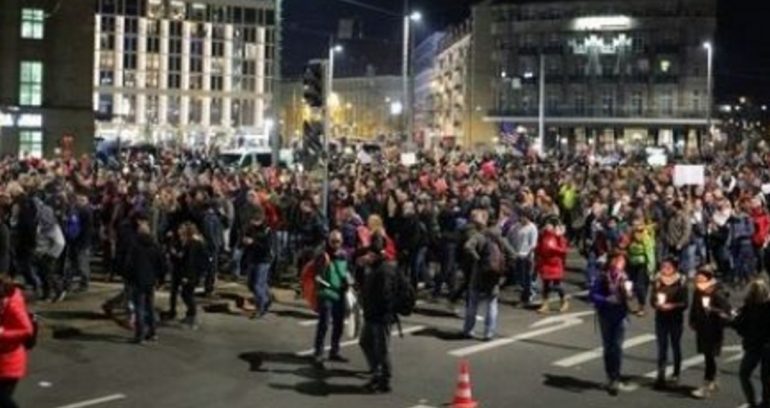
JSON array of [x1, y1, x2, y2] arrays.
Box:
[[0, 0, 95, 158], [93, 0, 279, 147], [413, 31, 444, 146], [482, 0, 717, 151], [433, 21, 475, 147]]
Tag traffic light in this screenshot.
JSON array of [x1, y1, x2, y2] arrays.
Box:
[[303, 62, 324, 108], [302, 120, 324, 168]]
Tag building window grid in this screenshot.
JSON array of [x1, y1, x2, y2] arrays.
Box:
[[19, 61, 44, 106], [21, 8, 45, 39], [19, 131, 43, 159]]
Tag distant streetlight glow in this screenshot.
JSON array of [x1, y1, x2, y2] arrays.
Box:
[[523, 72, 534, 79], [702, 41, 712, 50], [410, 11, 422, 22], [390, 101, 403, 116], [332, 44, 343, 53]]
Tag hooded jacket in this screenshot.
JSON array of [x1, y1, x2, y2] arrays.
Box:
[[535, 229, 568, 281]]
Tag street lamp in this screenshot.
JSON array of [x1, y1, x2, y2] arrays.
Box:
[[403, 8, 422, 146], [322, 41, 343, 218], [703, 41, 713, 150]]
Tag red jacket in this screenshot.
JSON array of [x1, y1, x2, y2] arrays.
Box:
[[751, 208, 770, 247], [536, 230, 568, 281], [0, 288, 33, 379]]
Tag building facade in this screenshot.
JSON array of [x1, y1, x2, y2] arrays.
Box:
[[413, 31, 444, 146], [433, 22, 473, 147], [483, 0, 717, 152], [281, 75, 403, 142], [94, 0, 279, 147], [0, 0, 95, 158]]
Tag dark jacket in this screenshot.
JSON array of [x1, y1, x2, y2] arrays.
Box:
[[464, 227, 515, 295], [690, 285, 731, 355], [13, 195, 37, 258], [241, 223, 273, 266], [70, 205, 94, 250], [732, 302, 770, 352], [124, 233, 166, 288], [361, 260, 397, 324], [650, 274, 689, 321], [181, 238, 209, 282]]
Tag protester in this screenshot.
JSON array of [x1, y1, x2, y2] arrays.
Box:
[[0, 274, 34, 408], [178, 222, 208, 328], [124, 215, 166, 343], [590, 256, 633, 396], [690, 266, 732, 399], [462, 209, 514, 340], [731, 279, 770, 408], [313, 231, 351, 365], [241, 213, 274, 319], [650, 259, 688, 389], [535, 217, 569, 313]]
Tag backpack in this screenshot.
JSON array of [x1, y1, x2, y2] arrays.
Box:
[[393, 268, 416, 316], [64, 211, 81, 241], [483, 232, 505, 274]]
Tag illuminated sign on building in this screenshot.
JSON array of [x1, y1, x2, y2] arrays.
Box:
[[572, 15, 633, 31]]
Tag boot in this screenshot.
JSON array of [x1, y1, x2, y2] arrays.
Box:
[[537, 301, 550, 314], [559, 299, 570, 313]]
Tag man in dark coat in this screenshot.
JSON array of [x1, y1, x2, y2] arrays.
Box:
[[124, 215, 166, 343]]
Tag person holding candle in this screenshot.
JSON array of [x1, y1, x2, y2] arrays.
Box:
[[689, 266, 732, 399], [650, 258, 688, 390], [590, 255, 633, 396]]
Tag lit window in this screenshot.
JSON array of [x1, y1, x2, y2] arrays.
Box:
[[660, 59, 671, 73], [19, 61, 43, 106], [21, 9, 45, 39], [19, 130, 43, 159]]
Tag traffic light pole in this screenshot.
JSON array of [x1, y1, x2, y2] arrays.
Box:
[[322, 38, 335, 219]]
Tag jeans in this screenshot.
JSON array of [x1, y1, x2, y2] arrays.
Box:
[[733, 243, 757, 283], [314, 298, 346, 357], [231, 247, 243, 278], [627, 263, 650, 307], [247, 263, 271, 312], [409, 247, 428, 288], [360, 321, 392, 385], [655, 315, 683, 378], [15, 255, 41, 296], [541, 279, 565, 301], [598, 313, 626, 382], [514, 257, 537, 304], [585, 252, 602, 288], [433, 243, 457, 297], [679, 243, 697, 277], [132, 285, 156, 340], [204, 245, 218, 294], [739, 348, 770, 407], [714, 245, 733, 282], [463, 290, 498, 339], [67, 246, 91, 290]]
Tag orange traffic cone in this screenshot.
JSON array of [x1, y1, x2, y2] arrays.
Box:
[[451, 360, 478, 408]]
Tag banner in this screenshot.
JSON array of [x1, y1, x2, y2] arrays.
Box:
[[673, 165, 705, 186]]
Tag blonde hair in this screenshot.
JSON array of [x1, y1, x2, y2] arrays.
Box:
[[367, 214, 384, 235]]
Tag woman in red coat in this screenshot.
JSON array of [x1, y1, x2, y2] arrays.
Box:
[[0, 275, 34, 408], [536, 218, 569, 314]]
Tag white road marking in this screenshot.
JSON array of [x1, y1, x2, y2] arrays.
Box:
[[407, 405, 438, 408], [298, 319, 318, 327], [553, 334, 656, 368], [570, 290, 590, 298], [643, 345, 743, 379], [55, 394, 127, 408], [449, 318, 584, 357], [295, 325, 426, 357], [530, 310, 595, 329], [724, 352, 745, 364]]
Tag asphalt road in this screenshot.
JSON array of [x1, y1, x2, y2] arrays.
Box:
[[16, 254, 756, 408]]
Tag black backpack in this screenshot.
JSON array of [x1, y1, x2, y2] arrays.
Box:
[[393, 267, 416, 317]]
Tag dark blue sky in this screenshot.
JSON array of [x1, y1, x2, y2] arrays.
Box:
[[282, 0, 769, 103]]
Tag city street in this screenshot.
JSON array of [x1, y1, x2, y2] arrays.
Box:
[[17, 257, 752, 408]]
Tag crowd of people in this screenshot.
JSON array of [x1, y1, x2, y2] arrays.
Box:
[[0, 142, 770, 405]]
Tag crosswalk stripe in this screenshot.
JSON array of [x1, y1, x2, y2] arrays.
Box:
[[643, 345, 742, 379], [553, 334, 657, 368], [295, 325, 426, 357]]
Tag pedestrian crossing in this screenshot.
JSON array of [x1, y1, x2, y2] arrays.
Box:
[[552, 334, 657, 367]]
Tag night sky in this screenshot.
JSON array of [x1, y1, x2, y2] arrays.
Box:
[[282, 0, 769, 104]]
